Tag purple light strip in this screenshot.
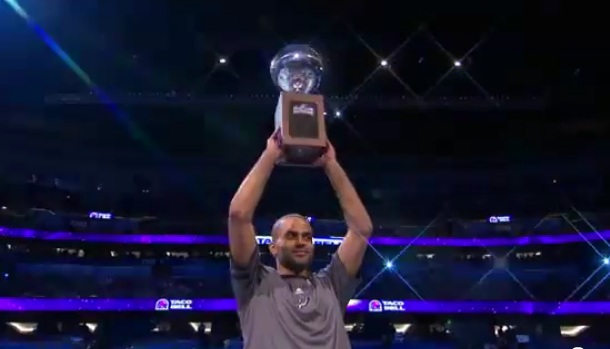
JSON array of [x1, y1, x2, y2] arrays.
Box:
[[1, 227, 610, 247], [0, 298, 608, 314]]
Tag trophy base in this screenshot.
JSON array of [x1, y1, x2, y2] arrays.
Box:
[[274, 92, 327, 168], [277, 145, 326, 167]]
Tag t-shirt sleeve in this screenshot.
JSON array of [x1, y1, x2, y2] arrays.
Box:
[[319, 253, 362, 310], [230, 249, 264, 308]]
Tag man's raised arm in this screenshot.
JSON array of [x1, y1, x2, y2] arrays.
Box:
[[320, 144, 373, 277], [228, 133, 281, 267]]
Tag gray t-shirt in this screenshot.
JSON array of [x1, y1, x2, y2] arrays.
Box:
[[231, 251, 360, 349]]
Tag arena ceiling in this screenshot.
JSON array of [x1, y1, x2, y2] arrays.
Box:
[[0, 0, 603, 163]]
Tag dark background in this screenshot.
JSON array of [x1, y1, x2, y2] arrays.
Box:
[[0, 0, 605, 221], [0, 0, 608, 346]]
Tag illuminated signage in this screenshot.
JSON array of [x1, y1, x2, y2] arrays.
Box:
[[367, 299, 406, 312], [256, 236, 342, 246], [89, 211, 112, 220], [488, 216, 510, 224], [154, 298, 193, 311]]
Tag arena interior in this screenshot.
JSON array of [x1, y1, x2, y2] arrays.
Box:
[[0, 0, 605, 348]]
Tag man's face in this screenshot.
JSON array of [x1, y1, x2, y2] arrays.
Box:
[[270, 216, 314, 274]]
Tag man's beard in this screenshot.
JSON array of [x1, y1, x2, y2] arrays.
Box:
[[279, 253, 312, 274]]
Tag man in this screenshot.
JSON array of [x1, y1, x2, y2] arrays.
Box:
[[228, 131, 373, 349]]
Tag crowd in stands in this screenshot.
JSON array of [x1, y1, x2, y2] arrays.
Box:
[[1, 241, 609, 301]]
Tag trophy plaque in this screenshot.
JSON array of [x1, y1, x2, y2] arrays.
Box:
[[270, 44, 327, 166]]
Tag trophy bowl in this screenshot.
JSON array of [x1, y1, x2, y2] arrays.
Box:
[[270, 44, 323, 94]]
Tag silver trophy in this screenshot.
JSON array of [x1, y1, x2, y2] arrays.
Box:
[[270, 45, 327, 166]]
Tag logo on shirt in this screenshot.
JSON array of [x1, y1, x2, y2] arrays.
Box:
[[293, 287, 310, 309], [155, 298, 170, 311], [297, 296, 310, 309], [368, 299, 383, 312]]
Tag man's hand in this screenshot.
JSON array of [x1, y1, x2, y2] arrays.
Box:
[[265, 128, 284, 162], [313, 141, 336, 168]]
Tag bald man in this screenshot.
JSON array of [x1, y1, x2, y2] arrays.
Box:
[[227, 132, 373, 349]]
